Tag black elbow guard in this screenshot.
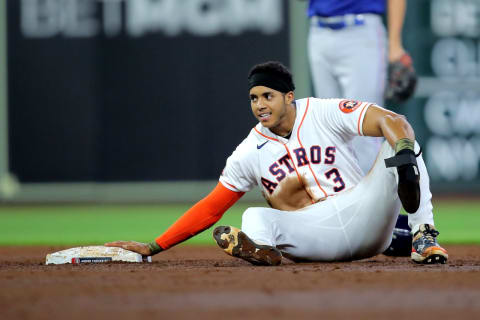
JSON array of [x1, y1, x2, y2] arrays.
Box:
[[385, 149, 420, 214]]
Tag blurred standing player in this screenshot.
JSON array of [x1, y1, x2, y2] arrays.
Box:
[[307, 0, 409, 174], [105, 61, 447, 266], [306, 0, 415, 255]]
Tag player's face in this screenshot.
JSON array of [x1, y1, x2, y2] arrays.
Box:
[[249, 86, 295, 135]]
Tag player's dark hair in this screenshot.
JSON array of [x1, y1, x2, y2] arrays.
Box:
[[248, 61, 295, 93]]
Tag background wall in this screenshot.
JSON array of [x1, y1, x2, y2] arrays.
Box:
[[7, 0, 288, 183], [396, 0, 480, 194]]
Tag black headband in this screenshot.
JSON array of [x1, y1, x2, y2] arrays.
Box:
[[248, 72, 294, 93]]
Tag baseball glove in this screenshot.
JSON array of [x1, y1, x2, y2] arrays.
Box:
[[385, 53, 417, 103]]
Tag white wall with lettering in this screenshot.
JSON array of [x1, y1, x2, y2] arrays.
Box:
[[425, 0, 480, 182]]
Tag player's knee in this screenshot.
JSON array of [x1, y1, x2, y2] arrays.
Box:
[[241, 207, 269, 230], [241, 207, 277, 245]]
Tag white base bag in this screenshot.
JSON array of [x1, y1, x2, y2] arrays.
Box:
[[46, 246, 152, 265]]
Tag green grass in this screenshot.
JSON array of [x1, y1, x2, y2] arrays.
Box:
[[0, 203, 249, 246], [0, 200, 478, 246], [428, 201, 480, 244]]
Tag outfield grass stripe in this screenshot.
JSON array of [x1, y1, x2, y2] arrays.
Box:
[[0, 202, 478, 245]]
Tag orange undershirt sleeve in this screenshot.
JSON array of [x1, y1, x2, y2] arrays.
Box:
[[155, 182, 244, 250]]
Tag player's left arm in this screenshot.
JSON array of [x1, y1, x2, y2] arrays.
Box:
[[387, 0, 407, 62], [362, 105, 421, 213], [362, 105, 415, 151]]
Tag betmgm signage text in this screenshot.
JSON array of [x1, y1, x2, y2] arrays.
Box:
[[19, 0, 283, 38]]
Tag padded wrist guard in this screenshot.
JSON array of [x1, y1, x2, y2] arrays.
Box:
[[385, 149, 420, 213]]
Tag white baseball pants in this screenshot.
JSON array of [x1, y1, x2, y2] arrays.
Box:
[[241, 141, 434, 262]]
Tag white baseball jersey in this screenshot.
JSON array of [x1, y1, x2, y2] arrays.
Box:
[[219, 98, 376, 207]]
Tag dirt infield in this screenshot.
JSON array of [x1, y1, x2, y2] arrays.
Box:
[[1, 245, 479, 320]]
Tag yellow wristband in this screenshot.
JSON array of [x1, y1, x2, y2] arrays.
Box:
[[395, 138, 414, 154]]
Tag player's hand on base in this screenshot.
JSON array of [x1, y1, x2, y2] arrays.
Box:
[[104, 240, 152, 256]]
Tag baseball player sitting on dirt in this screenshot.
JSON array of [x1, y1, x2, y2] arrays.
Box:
[[106, 61, 448, 266]]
